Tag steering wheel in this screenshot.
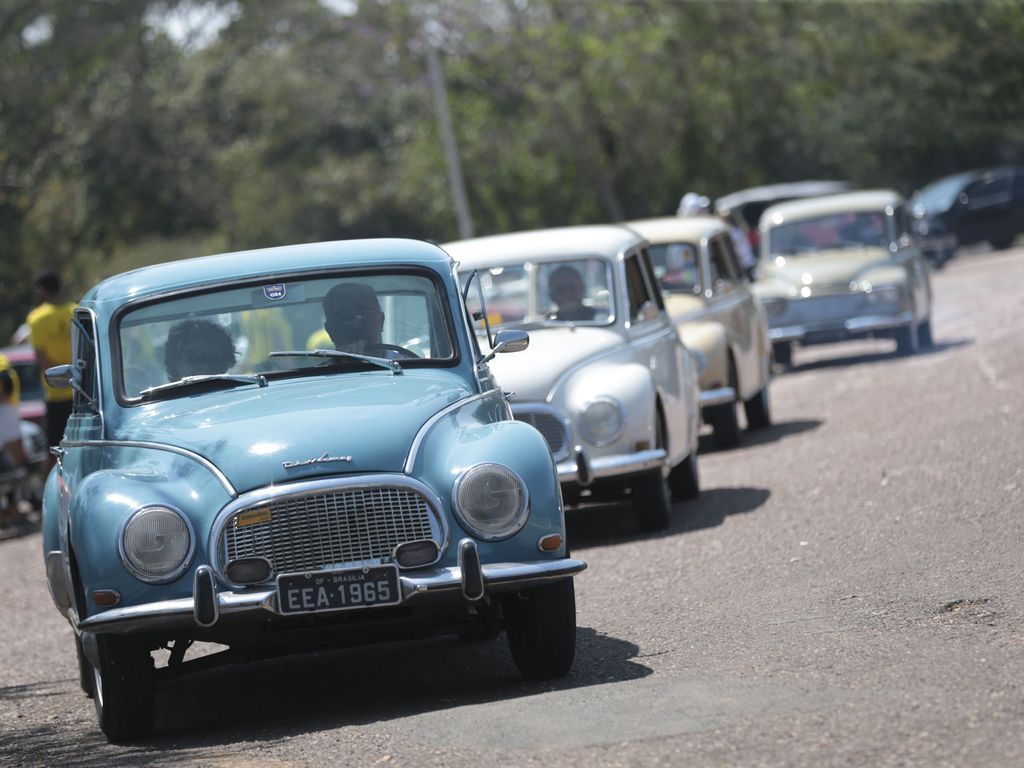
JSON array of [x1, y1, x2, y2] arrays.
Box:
[[366, 343, 420, 359]]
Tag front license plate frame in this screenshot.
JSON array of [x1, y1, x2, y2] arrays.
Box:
[[277, 564, 401, 615]]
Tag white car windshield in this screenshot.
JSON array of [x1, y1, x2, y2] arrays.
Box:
[[768, 211, 892, 257], [117, 271, 456, 399], [462, 258, 614, 328]]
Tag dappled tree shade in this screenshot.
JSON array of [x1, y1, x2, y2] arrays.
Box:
[[0, 0, 1022, 338]]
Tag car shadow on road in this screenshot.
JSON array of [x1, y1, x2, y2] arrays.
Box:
[[0, 627, 651, 763], [784, 337, 972, 374], [699, 418, 823, 454], [565, 486, 771, 549]]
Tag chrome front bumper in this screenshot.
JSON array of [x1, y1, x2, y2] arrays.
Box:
[[769, 310, 914, 343], [556, 447, 666, 485], [78, 550, 587, 634]]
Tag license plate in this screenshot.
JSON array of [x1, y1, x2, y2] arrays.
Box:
[[277, 565, 401, 615]]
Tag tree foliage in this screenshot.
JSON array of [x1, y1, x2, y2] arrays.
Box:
[[1, 0, 1022, 337]]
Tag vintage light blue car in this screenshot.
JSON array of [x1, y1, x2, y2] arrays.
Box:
[[41, 238, 585, 742]]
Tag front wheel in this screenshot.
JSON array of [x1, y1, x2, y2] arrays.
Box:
[[668, 451, 700, 501], [772, 341, 793, 368], [75, 634, 94, 698], [918, 318, 934, 349], [90, 634, 155, 743], [894, 324, 919, 356], [707, 401, 741, 448], [632, 468, 672, 531], [504, 579, 577, 680]]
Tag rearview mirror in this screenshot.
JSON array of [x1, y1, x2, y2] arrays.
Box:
[[44, 364, 74, 389], [480, 329, 529, 364]]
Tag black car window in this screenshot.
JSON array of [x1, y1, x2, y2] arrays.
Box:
[[708, 236, 738, 295], [967, 174, 1013, 210], [624, 254, 657, 323], [71, 312, 100, 414]]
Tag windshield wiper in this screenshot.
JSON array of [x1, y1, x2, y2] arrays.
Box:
[[139, 374, 268, 400], [268, 349, 402, 375]]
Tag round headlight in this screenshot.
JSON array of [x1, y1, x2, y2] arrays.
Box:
[[120, 506, 194, 582], [579, 397, 625, 447], [453, 463, 529, 541]]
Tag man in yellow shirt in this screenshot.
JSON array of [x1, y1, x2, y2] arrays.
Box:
[[26, 272, 76, 457]]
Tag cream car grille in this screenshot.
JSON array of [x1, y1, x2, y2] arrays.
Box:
[[787, 293, 866, 322], [219, 486, 441, 576], [513, 408, 570, 460]]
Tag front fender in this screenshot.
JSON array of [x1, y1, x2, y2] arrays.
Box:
[[558, 362, 657, 454], [678, 321, 730, 391]]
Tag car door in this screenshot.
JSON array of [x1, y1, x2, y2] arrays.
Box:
[[622, 247, 689, 458], [705, 233, 761, 400], [960, 171, 1015, 246]]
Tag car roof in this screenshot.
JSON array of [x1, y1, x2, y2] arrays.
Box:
[[625, 216, 729, 244], [916, 165, 1024, 193], [82, 239, 453, 307], [715, 180, 853, 213], [443, 225, 643, 268], [760, 189, 905, 227]]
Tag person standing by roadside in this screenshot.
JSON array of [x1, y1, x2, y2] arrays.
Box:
[[26, 271, 76, 463]]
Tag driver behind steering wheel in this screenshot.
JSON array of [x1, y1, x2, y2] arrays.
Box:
[[321, 282, 414, 359]]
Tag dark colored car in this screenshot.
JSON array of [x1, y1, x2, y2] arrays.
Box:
[[715, 180, 853, 255], [911, 166, 1024, 266]]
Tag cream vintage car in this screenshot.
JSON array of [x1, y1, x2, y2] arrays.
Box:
[[626, 216, 773, 448], [444, 225, 702, 532], [753, 190, 933, 365]]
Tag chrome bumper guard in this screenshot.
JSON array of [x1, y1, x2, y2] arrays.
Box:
[[699, 386, 736, 408], [769, 311, 914, 342], [78, 550, 587, 635], [556, 447, 667, 485]]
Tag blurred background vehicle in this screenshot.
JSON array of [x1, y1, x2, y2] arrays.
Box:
[[0, 345, 45, 428], [715, 181, 854, 258], [911, 165, 1024, 267], [0, 346, 48, 515]]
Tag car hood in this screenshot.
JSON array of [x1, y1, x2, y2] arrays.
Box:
[[758, 248, 903, 293], [112, 370, 473, 493], [486, 326, 624, 402]]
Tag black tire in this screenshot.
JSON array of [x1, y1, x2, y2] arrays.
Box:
[[504, 579, 577, 680], [668, 451, 700, 501], [989, 232, 1015, 251], [90, 634, 156, 743], [744, 384, 772, 430], [772, 341, 793, 368], [894, 324, 919, 356], [75, 634, 94, 698], [707, 401, 741, 448], [632, 467, 672, 531], [918, 318, 934, 349]]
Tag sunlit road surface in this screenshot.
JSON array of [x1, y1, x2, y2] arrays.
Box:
[[2, 246, 1022, 767]]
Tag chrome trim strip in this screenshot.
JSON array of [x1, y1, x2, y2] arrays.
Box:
[[699, 386, 737, 407], [207, 473, 450, 585], [77, 558, 588, 633], [769, 311, 914, 341], [404, 389, 498, 473], [556, 448, 668, 483], [59, 439, 236, 496], [193, 566, 219, 627]]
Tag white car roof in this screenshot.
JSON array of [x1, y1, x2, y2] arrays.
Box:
[[760, 189, 905, 228], [625, 216, 729, 244], [443, 225, 643, 268]]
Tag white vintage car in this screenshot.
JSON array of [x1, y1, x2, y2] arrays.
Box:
[[626, 216, 773, 448], [753, 190, 933, 365], [444, 225, 702, 531]]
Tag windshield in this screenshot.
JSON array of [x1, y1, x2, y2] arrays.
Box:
[[117, 271, 456, 399], [648, 243, 700, 293], [461, 258, 613, 328], [913, 172, 973, 213], [767, 211, 892, 257]]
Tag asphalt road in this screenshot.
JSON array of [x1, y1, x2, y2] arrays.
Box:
[[2, 246, 1022, 767]]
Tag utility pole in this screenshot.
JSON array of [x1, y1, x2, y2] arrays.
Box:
[[425, 42, 475, 240]]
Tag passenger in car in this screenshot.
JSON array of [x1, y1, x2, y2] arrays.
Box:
[[163, 319, 238, 382], [548, 266, 596, 322]]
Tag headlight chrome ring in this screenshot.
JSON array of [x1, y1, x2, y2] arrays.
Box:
[[119, 505, 195, 583], [452, 463, 530, 541], [579, 396, 626, 447]]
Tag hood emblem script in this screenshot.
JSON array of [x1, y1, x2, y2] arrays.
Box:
[[282, 453, 354, 469]]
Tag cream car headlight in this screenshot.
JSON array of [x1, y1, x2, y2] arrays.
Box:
[[120, 506, 194, 582], [453, 463, 529, 540], [579, 397, 625, 447], [863, 284, 904, 306]]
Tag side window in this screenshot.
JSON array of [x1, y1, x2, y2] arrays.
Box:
[[71, 312, 99, 414], [638, 249, 666, 311], [708, 236, 738, 295], [624, 254, 657, 323], [968, 174, 1012, 210], [894, 205, 914, 248]]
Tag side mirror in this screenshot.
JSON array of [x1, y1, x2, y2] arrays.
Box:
[[45, 364, 74, 389], [480, 329, 529, 364]]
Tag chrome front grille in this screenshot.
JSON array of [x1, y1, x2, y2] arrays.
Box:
[[218, 484, 442, 578], [514, 406, 570, 460], [785, 293, 866, 323]]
